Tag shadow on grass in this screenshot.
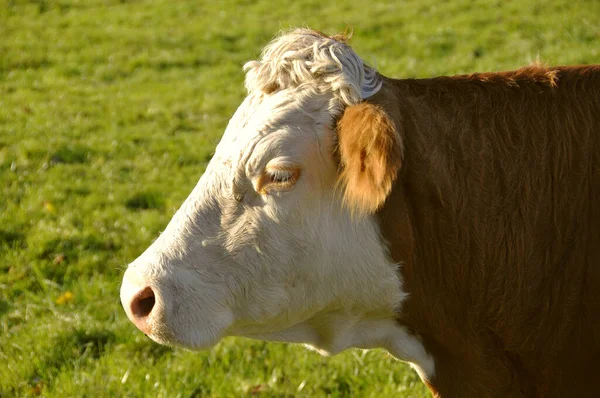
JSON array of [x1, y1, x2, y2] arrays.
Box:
[[125, 191, 165, 211], [65, 328, 117, 359], [0, 299, 10, 317], [0, 229, 26, 252], [49, 145, 94, 165], [30, 235, 121, 284], [23, 328, 117, 393]]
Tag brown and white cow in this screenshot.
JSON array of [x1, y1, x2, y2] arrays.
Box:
[[121, 29, 600, 397]]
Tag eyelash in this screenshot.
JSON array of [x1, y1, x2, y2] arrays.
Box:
[[268, 169, 294, 183]]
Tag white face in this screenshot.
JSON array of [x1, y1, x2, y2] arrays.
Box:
[[120, 87, 406, 358]]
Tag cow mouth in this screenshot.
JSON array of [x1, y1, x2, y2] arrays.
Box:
[[145, 311, 232, 351]]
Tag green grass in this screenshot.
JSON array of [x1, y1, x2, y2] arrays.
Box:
[[1, 0, 598, 396]]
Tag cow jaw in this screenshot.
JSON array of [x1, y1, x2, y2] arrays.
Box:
[[241, 312, 435, 380]]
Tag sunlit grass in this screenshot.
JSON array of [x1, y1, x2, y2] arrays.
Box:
[[1, 0, 599, 396]]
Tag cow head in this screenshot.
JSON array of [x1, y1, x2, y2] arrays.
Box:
[[120, 29, 431, 374]]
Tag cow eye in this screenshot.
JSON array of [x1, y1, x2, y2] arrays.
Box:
[[268, 169, 294, 183], [259, 166, 301, 193]]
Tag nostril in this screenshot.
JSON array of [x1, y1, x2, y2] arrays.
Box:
[[131, 286, 156, 319]]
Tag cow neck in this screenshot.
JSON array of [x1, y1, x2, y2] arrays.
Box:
[[372, 78, 535, 396], [374, 68, 600, 397]]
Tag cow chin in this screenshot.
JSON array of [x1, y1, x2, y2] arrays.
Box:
[[145, 316, 231, 351], [144, 307, 232, 351]]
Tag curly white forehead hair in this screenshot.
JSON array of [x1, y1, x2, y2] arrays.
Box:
[[243, 28, 382, 110]]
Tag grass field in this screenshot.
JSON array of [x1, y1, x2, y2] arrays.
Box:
[[1, 0, 599, 396]]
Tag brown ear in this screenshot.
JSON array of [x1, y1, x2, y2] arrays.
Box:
[[336, 102, 403, 214]]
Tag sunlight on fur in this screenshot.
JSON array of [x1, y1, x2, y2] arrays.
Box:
[[243, 28, 382, 110]]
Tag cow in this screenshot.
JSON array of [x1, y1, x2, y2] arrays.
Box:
[[120, 28, 600, 397]]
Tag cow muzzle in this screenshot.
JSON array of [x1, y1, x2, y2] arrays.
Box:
[[121, 268, 160, 336]]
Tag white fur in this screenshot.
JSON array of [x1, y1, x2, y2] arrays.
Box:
[[244, 28, 382, 108], [121, 29, 434, 379]]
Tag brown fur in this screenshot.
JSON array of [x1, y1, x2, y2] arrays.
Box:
[[360, 65, 600, 397], [336, 103, 403, 214]]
